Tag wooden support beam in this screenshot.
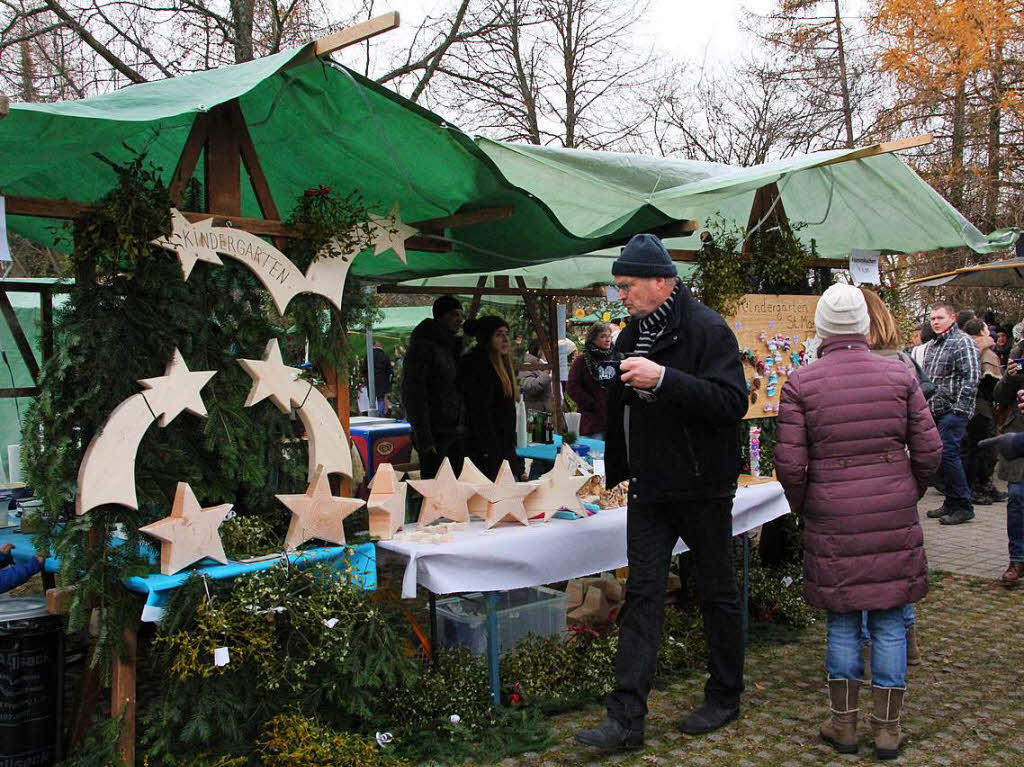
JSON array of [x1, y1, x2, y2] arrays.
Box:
[[0, 93, 9, 118], [0, 279, 73, 292], [415, 206, 515, 232], [112, 624, 138, 765], [0, 387, 40, 398], [666, 248, 842, 269], [40, 286, 53, 361], [204, 104, 241, 217], [285, 11, 401, 71], [812, 133, 933, 169], [0, 289, 39, 382], [168, 114, 209, 206], [467, 276, 487, 321], [378, 284, 604, 297], [2, 196, 452, 252], [517, 277, 551, 355]]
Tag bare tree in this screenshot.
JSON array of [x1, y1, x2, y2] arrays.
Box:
[[750, 0, 878, 152], [428, 0, 655, 148]]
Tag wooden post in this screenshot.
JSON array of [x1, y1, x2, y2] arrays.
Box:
[[40, 285, 53, 362], [546, 299, 563, 433], [743, 182, 792, 255], [467, 276, 487, 321], [111, 624, 137, 764], [204, 104, 241, 217]]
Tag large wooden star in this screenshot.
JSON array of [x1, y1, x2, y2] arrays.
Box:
[[479, 461, 535, 529], [369, 202, 418, 264], [277, 465, 365, 549], [367, 463, 407, 540], [138, 348, 217, 426], [151, 209, 224, 279], [139, 482, 233, 575], [237, 338, 305, 412], [458, 458, 493, 520], [408, 457, 475, 529], [523, 446, 591, 521]]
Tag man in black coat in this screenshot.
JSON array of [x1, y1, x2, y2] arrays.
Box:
[[576, 234, 749, 753], [401, 295, 467, 478]]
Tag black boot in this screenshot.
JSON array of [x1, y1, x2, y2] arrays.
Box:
[[679, 700, 740, 735], [970, 490, 993, 506], [927, 503, 952, 519], [940, 506, 975, 525], [575, 718, 644, 752], [981, 481, 1008, 502]]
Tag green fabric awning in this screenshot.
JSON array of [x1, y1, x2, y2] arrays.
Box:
[[1, 44, 1015, 282]]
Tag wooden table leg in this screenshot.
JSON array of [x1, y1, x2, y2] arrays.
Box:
[[112, 624, 137, 764]]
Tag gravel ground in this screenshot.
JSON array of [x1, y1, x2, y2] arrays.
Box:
[[479, 572, 1024, 767]]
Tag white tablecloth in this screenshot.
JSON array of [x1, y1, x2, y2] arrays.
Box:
[[377, 481, 790, 598]]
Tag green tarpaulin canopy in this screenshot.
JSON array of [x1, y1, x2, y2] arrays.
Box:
[[0, 42, 1015, 283]]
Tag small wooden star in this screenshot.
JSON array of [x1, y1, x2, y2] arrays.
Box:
[[523, 446, 591, 521], [277, 465, 365, 549], [369, 202, 418, 264], [478, 461, 535, 529], [457, 458, 493, 520], [367, 463, 407, 540], [151, 209, 224, 279], [139, 482, 233, 575], [138, 348, 217, 426], [237, 338, 305, 412], [408, 457, 475, 529]]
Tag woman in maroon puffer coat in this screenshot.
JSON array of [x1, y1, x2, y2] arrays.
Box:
[[775, 284, 941, 761]]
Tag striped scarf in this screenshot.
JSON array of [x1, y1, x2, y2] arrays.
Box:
[[633, 281, 680, 357]]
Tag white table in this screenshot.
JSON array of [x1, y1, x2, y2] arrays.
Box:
[[377, 481, 789, 599], [377, 482, 790, 706]]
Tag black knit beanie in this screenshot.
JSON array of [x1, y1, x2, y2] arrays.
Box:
[[611, 233, 678, 278], [432, 294, 463, 319], [464, 315, 509, 347]]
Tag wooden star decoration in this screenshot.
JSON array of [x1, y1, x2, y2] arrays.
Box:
[[138, 348, 217, 427], [151, 209, 224, 279], [479, 461, 535, 529], [523, 446, 591, 521], [139, 482, 233, 575], [277, 465, 365, 549], [367, 463, 407, 540], [237, 338, 304, 412], [457, 458, 493, 520], [369, 202, 418, 264], [408, 457, 475, 529]]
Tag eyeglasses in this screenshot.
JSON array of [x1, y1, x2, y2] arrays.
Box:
[[613, 282, 636, 295]]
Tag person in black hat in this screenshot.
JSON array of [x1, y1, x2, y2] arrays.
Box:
[[575, 233, 748, 753], [401, 295, 467, 478], [459, 315, 525, 480]]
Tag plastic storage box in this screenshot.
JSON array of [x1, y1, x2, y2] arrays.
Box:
[[434, 587, 568, 656]]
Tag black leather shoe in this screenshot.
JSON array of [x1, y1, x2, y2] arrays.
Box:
[[927, 503, 951, 519], [574, 718, 644, 752], [981, 482, 1008, 502], [679, 700, 740, 735], [971, 492, 993, 506], [940, 506, 975, 525]]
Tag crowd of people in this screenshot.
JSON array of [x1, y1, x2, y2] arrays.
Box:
[[396, 294, 620, 481], [372, 232, 1022, 761]]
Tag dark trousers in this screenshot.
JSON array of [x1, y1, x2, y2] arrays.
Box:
[[964, 412, 995, 490], [419, 437, 465, 479], [607, 497, 744, 729], [936, 412, 972, 510]]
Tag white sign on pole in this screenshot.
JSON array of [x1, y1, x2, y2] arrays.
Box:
[[0, 197, 12, 265], [849, 249, 881, 285]]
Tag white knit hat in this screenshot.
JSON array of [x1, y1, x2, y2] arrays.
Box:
[[814, 284, 870, 338]]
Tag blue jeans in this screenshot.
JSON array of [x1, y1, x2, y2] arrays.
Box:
[[1008, 481, 1024, 562], [859, 604, 915, 645], [828, 607, 907, 688], [936, 412, 972, 510]]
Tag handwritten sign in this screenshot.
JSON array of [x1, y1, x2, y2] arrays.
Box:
[[727, 294, 820, 420], [849, 249, 880, 285]]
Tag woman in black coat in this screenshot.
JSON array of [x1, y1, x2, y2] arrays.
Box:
[[459, 316, 525, 480]]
